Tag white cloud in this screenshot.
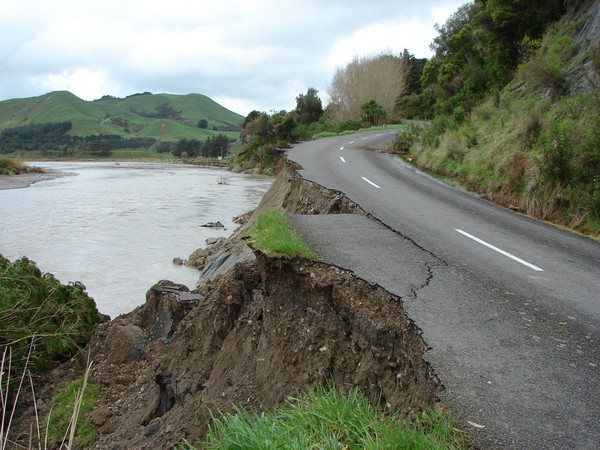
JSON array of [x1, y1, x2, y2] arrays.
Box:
[[0, 0, 468, 115], [41, 68, 118, 100]]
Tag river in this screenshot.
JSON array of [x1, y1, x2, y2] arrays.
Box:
[[0, 162, 272, 318]]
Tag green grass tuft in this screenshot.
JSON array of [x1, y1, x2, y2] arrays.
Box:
[[178, 386, 470, 449], [45, 377, 100, 447], [246, 210, 316, 259]]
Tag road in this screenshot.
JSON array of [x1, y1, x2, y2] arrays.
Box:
[[286, 130, 600, 449]]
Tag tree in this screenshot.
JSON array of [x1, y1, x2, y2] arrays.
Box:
[[361, 100, 387, 126], [419, 0, 568, 116], [295, 87, 323, 125], [327, 52, 409, 122], [201, 134, 231, 158], [173, 138, 202, 158], [197, 119, 208, 129]]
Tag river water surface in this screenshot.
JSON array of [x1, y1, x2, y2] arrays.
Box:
[[0, 162, 272, 318]]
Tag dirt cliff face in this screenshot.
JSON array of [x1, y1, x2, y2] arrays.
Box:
[[11, 160, 440, 449], [78, 254, 438, 449]]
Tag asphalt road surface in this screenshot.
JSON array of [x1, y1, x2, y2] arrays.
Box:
[[287, 130, 600, 449]]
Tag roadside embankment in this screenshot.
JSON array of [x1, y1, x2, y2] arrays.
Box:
[[10, 159, 441, 449]]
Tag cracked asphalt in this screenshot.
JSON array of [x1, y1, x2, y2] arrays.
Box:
[[287, 131, 600, 449]]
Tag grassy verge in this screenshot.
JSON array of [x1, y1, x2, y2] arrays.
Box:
[[392, 89, 600, 239], [246, 210, 316, 259], [313, 123, 407, 139], [179, 386, 470, 449]]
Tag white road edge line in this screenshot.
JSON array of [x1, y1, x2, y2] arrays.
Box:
[[361, 177, 381, 189], [340, 156, 346, 163], [340, 146, 344, 150], [349, 141, 354, 144], [455, 229, 543, 271]]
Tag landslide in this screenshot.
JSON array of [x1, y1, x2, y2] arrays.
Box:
[[11, 160, 440, 449]]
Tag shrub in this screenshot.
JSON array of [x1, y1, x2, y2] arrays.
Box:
[[390, 125, 422, 155], [0, 157, 35, 175], [0, 255, 108, 378], [532, 93, 600, 225], [336, 120, 362, 133], [420, 115, 450, 149]]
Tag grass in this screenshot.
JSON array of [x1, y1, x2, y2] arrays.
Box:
[[1, 346, 96, 450], [313, 124, 407, 140], [44, 375, 99, 448], [0, 156, 42, 175], [405, 88, 600, 238], [178, 386, 470, 449], [246, 210, 316, 259]]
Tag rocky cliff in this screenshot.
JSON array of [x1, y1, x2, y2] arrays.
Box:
[[13, 161, 440, 449]]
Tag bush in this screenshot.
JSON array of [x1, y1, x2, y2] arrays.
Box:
[[0, 157, 37, 175], [532, 92, 600, 225], [0, 255, 108, 378], [518, 22, 576, 100], [336, 120, 362, 133], [389, 125, 422, 155]]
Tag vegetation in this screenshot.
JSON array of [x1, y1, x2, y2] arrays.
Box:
[[231, 81, 406, 173], [0, 254, 107, 380], [0, 91, 243, 158], [179, 386, 469, 449], [171, 134, 232, 159], [390, 7, 600, 237], [246, 210, 316, 259], [44, 376, 100, 448], [361, 99, 387, 126], [417, 0, 567, 118], [0, 156, 43, 175], [328, 52, 409, 122], [0, 255, 106, 449]]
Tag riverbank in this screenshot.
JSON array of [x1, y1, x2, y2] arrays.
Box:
[[0, 169, 72, 190], [7, 158, 444, 449]]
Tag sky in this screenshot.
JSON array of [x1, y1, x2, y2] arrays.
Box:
[[1, 0, 467, 116]]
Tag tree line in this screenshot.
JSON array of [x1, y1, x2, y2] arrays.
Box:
[[0, 120, 235, 160], [170, 133, 232, 159], [0, 121, 156, 155]]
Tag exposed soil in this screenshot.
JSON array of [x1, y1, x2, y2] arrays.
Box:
[[10, 159, 440, 449]]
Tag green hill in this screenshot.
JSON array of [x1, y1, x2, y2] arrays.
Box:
[[0, 91, 244, 142]]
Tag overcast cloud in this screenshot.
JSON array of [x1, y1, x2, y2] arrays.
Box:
[[1, 0, 466, 115]]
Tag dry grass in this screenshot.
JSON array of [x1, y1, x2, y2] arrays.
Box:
[[1, 346, 93, 450]]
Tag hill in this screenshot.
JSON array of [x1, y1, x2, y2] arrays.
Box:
[[0, 91, 244, 143]]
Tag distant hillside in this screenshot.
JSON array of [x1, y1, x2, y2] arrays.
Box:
[[0, 91, 244, 142]]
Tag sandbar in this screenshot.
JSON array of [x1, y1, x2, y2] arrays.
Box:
[[0, 169, 72, 190]]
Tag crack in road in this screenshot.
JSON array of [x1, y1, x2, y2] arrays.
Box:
[[361, 211, 447, 302], [410, 261, 437, 300]]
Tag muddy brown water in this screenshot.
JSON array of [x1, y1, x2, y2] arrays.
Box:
[[0, 161, 272, 318]]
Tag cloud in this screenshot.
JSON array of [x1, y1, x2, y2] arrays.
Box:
[[0, 0, 468, 115]]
